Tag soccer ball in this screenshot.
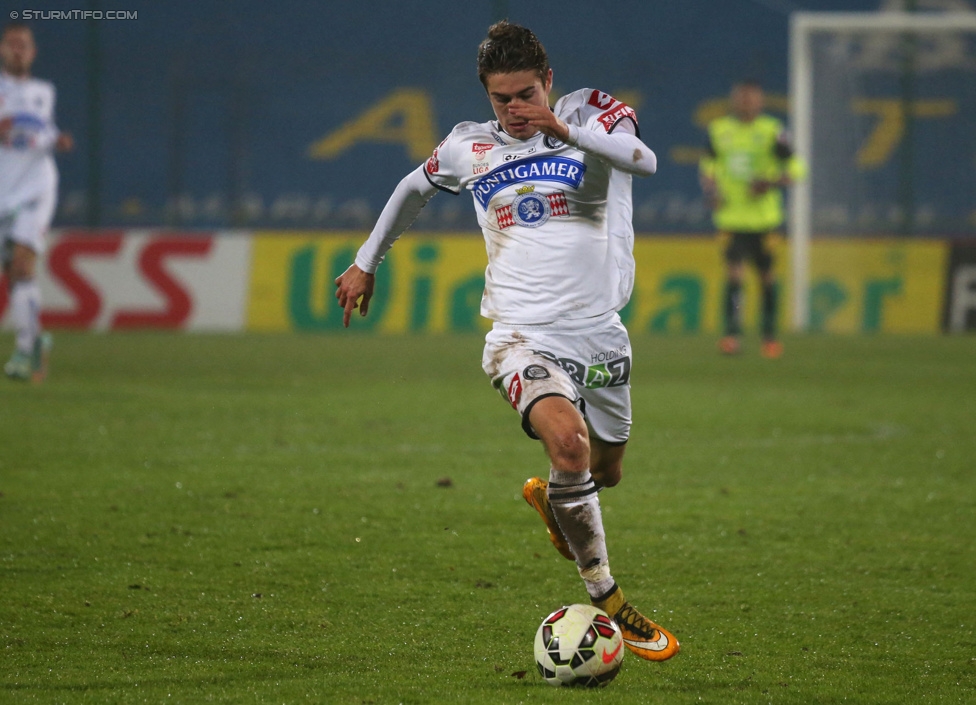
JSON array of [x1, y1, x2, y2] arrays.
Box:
[[533, 604, 624, 687]]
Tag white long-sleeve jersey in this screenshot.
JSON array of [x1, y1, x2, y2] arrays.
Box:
[[0, 72, 60, 213], [355, 88, 656, 325]]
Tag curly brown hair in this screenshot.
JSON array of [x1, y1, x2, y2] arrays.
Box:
[[476, 21, 549, 87]]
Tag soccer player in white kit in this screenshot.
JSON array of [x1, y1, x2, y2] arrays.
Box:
[[0, 22, 73, 381], [335, 21, 679, 662]]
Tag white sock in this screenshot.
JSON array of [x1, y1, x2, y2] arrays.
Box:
[[10, 279, 41, 355], [548, 467, 616, 599]]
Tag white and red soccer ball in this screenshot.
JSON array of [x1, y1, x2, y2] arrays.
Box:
[[533, 604, 624, 687]]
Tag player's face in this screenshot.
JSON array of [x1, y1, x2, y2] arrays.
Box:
[[484, 69, 552, 140], [0, 28, 36, 77], [731, 84, 764, 122]]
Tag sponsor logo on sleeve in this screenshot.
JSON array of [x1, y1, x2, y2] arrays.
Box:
[[598, 104, 637, 132], [426, 138, 447, 174], [588, 90, 617, 110]]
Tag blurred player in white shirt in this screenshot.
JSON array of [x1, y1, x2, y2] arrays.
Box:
[[0, 22, 73, 381], [335, 21, 678, 662]]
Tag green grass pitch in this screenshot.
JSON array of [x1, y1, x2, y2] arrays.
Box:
[[1, 332, 974, 703]]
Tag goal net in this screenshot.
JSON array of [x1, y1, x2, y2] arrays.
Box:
[[788, 10, 976, 328]]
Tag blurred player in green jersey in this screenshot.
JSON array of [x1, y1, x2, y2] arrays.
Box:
[[700, 80, 804, 358]]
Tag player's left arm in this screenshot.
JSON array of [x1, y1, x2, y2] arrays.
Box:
[[23, 86, 73, 153], [778, 130, 806, 184], [509, 103, 656, 176], [50, 86, 74, 152], [752, 128, 806, 195], [772, 129, 805, 185]]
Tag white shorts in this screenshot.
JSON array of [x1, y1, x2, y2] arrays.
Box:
[[482, 310, 633, 445], [0, 191, 56, 256]]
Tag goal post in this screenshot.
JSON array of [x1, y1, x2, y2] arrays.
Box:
[[788, 11, 976, 330]]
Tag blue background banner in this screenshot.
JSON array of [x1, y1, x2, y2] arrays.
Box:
[[17, 0, 974, 234]]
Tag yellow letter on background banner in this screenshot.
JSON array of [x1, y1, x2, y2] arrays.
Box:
[[307, 88, 438, 163]]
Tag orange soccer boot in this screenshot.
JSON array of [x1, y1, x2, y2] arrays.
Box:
[[719, 336, 741, 355], [761, 339, 783, 359], [593, 585, 680, 662]]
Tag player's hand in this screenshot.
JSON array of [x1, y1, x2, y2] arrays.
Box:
[[0, 117, 12, 145], [750, 179, 773, 196], [700, 177, 721, 210], [334, 263, 375, 328], [508, 104, 570, 143], [56, 131, 75, 152]]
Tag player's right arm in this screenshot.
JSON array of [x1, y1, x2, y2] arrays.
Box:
[[334, 263, 375, 328], [335, 127, 470, 327], [699, 127, 721, 209], [0, 82, 68, 152], [46, 86, 73, 152], [334, 164, 439, 327]]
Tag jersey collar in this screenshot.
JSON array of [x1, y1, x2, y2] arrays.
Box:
[[491, 122, 546, 147]]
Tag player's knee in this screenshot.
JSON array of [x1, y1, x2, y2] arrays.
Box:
[[591, 450, 623, 487], [8, 265, 34, 282], [546, 428, 590, 472], [593, 463, 622, 488], [590, 439, 626, 487], [9, 248, 37, 282]]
